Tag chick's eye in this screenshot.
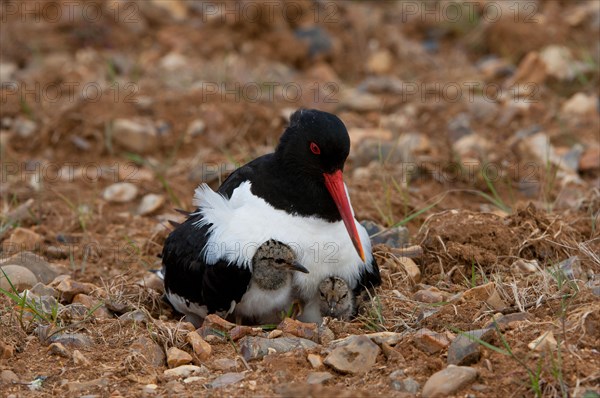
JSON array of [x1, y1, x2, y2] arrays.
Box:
[[310, 142, 321, 155]]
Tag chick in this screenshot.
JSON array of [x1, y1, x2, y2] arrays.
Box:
[[233, 239, 309, 324], [318, 276, 355, 321]]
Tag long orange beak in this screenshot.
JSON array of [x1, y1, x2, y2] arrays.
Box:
[[323, 170, 366, 263]]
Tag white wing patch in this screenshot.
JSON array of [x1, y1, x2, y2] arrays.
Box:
[[191, 182, 374, 300]]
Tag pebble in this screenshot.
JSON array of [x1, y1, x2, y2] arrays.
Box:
[[324, 335, 381, 374], [163, 364, 207, 379], [357, 76, 405, 94], [0, 252, 62, 284], [528, 330, 558, 351], [0, 342, 14, 359], [137, 272, 164, 293], [186, 331, 212, 361], [413, 328, 451, 354], [447, 113, 472, 142], [512, 258, 539, 273], [0, 265, 38, 292], [562, 93, 599, 116], [207, 372, 246, 389], [1, 369, 18, 383], [48, 342, 71, 358], [167, 347, 193, 368], [413, 289, 444, 303], [239, 336, 318, 362], [422, 365, 478, 398], [397, 257, 421, 283], [54, 277, 97, 302], [186, 119, 206, 137], [72, 294, 112, 319], [72, 349, 90, 366], [14, 118, 38, 138], [559, 256, 585, 281], [360, 221, 410, 248], [212, 358, 238, 371], [453, 134, 492, 160], [119, 310, 150, 324], [137, 194, 164, 216], [519, 132, 575, 173], [29, 283, 58, 298], [462, 282, 507, 311], [229, 325, 262, 341], [540, 45, 587, 81], [131, 336, 165, 367], [278, 318, 319, 342], [366, 49, 393, 75], [341, 89, 381, 112], [202, 314, 236, 332], [362, 332, 403, 347], [112, 118, 159, 154], [267, 329, 283, 339], [306, 371, 334, 385], [50, 333, 93, 349], [2, 228, 42, 253], [579, 147, 600, 171], [391, 377, 420, 394], [307, 353, 323, 369], [447, 328, 494, 365], [0, 62, 17, 84], [294, 26, 332, 57], [103, 182, 138, 203]]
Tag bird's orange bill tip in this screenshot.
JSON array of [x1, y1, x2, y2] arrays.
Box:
[[323, 170, 365, 264]]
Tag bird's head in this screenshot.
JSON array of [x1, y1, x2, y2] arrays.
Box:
[[276, 109, 365, 262], [253, 239, 309, 275], [318, 276, 351, 314]]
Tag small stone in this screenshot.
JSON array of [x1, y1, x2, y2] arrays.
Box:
[[294, 26, 332, 58], [447, 328, 495, 365], [112, 118, 159, 154], [540, 45, 588, 81], [278, 318, 319, 342], [137, 194, 164, 216], [183, 376, 206, 384], [103, 182, 138, 203], [468, 96, 499, 123], [150, 0, 188, 21], [29, 283, 58, 298], [318, 325, 335, 345], [202, 314, 235, 332], [559, 256, 585, 281], [413, 289, 443, 303], [562, 93, 599, 116], [1, 369, 18, 383], [54, 277, 97, 302], [207, 372, 245, 389], [0, 252, 62, 284], [381, 343, 404, 361], [212, 358, 237, 371], [2, 228, 42, 253], [512, 259, 539, 273], [519, 133, 575, 173], [229, 325, 262, 341], [341, 89, 381, 112], [360, 221, 410, 248], [398, 257, 421, 283], [14, 118, 37, 138], [142, 384, 158, 394], [239, 336, 318, 362], [167, 347, 193, 368], [487, 312, 531, 330], [0, 265, 38, 292], [413, 328, 451, 354], [131, 336, 165, 367], [307, 353, 323, 369], [50, 333, 93, 349], [0, 62, 17, 84], [366, 49, 393, 75], [163, 365, 207, 379], [186, 331, 212, 361], [267, 329, 283, 339], [186, 119, 206, 137], [119, 309, 150, 324], [453, 134, 492, 160], [72, 350, 90, 366], [306, 371, 334, 385], [363, 332, 403, 346], [579, 146, 600, 171], [0, 342, 15, 359], [324, 335, 381, 374], [72, 294, 112, 319], [48, 342, 70, 358], [422, 365, 478, 398], [391, 377, 420, 394], [137, 272, 164, 293], [462, 282, 507, 310], [528, 330, 558, 351]]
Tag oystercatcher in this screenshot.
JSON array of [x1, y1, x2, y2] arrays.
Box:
[[318, 276, 355, 321], [162, 109, 381, 324], [233, 239, 308, 324]]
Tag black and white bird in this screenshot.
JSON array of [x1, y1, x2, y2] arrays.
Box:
[[318, 276, 355, 321], [233, 239, 308, 324], [162, 109, 381, 324]]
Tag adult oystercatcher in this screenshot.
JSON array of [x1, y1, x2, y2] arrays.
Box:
[[318, 276, 354, 321], [233, 239, 308, 324], [162, 108, 381, 324]]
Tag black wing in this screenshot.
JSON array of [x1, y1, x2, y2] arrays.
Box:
[[162, 155, 273, 313]]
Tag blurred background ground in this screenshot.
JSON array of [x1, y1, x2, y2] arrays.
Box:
[[1, 1, 599, 397]]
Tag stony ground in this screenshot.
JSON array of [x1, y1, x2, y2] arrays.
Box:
[[1, 1, 599, 397]]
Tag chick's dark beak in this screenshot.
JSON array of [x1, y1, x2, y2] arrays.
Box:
[[286, 261, 309, 274]]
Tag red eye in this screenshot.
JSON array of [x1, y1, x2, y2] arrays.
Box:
[[310, 142, 321, 155]]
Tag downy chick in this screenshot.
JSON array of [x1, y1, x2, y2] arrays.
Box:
[[318, 276, 355, 321], [233, 239, 309, 324]]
